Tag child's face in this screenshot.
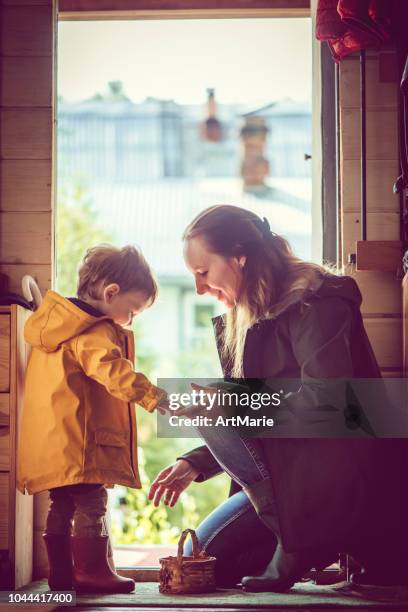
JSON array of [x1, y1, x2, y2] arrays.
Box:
[[102, 286, 150, 326]]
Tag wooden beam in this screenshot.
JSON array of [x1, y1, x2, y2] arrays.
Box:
[[403, 272, 408, 377], [58, 0, 310, 20], [356, 240, 404, 273]]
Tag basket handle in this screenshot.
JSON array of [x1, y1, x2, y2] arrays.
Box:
[[177, 529, 200, 563]]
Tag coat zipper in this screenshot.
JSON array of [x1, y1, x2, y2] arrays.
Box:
[[123, 331, 137, 480]]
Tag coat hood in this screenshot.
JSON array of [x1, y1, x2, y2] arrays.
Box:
[[213, 273, 362, 329], [264, 272, 363, 320], [296, 273, 363, 310], [24, 290, 109, 352]]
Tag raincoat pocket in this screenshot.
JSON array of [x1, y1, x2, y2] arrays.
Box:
[[95, 429, 127, 447], [94, 429, 129, 470]]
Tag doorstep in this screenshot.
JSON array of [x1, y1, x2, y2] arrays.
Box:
[[113, 545, 176, 568]]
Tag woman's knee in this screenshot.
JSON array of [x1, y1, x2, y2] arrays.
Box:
[[182, 491, 274, 586]]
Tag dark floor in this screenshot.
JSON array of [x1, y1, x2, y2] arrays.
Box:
[[24, 579, 408, 610]]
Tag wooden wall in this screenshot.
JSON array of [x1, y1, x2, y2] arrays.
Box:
[[0, 0, 55, 581], [0, 0, 55, 296], [339, 50, 403, 377]]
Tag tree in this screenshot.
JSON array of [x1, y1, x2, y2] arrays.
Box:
[[56, 180, 112, 295]]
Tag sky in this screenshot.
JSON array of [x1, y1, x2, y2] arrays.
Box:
[[58, 18, 312, 108]]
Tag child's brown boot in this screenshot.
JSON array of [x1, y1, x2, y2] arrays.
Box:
[[43, 533, 73, 590], [71, 535, 135, 593]]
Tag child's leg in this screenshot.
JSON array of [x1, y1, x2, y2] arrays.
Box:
[[70, 484, 107, 537], [43, 487, 76, 590], [70, 484, 134, 594], [46, 486, 75, 534]]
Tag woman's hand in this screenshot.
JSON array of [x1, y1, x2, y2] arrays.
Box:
[[148, 459, 200, 507]]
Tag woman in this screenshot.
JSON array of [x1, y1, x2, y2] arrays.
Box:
[[149, 205, 408, 592]]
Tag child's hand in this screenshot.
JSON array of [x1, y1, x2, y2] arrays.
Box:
[[155, 397, 171, 415]]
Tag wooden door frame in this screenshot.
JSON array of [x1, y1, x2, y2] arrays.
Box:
[[58, 0, 310, 21]]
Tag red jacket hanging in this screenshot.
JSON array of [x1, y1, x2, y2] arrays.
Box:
[[316, 0, 391, 62]]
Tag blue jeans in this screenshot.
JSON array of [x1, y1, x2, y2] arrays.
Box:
[[195, 408, 271, 488], [183, 415, 277, 587], [183, 491, 276, 587]]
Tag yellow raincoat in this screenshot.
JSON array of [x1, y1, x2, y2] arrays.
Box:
[[17, 291, 165, 494]]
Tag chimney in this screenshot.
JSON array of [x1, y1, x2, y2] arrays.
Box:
[[200, 88, 223, 142], [240, 115, 269, 189]]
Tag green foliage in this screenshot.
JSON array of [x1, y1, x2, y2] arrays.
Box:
[[111, 448, 200, 545], [56, 180, 112, 295], [134, 406, 230, 543]]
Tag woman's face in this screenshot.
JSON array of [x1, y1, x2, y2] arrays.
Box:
[[183, 236, 246, 308]]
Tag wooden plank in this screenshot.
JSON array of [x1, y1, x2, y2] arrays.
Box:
[[340, 108, 398, 161], [0, 110, 52, 160], [1, 6, 53, 57], [119, 567, 160, 581], [0, 395, 10, 427], [339, 54, 398, 111], [356, 241, 403, 272], [381, 369, 404, 378], [0, 264, 52, 294], [58, 0, 310, 11], [0, 212, 52, 265], [404, 273, 408, 378], [0, 57, 53, 108], [364, 317, 402, 369], [9, 307, 33, 588], [341, 212, 400, 265], [0, 427, 10, 471], [60, 8, 310, 19], [13, 307, 33, 589], [15, 489, 33, 589], [353, 270, 402, 315], [0, 473, 9, 549], [0, 316, 10, 393], [0, 160, 52, 212], [341, 159, 400, 213], [2, 1, 52, 5]]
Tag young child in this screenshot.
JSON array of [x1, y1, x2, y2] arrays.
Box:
[[17, 244, 168, 594]]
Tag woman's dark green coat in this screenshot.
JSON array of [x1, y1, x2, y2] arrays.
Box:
[[179, 274, 408, 563]]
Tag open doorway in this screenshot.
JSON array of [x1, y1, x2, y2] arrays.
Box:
[[56, 16, 312, 567]]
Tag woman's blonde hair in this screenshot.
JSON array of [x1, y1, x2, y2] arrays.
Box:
[[183, 205, 334, 378]]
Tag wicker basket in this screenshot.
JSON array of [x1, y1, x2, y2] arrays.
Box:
[[159, 529, 216, 594]]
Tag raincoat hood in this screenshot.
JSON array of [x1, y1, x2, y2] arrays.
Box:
[[24, 290, 109, 353]]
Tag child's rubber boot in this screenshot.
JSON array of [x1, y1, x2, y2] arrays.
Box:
[[43, 533, 73, 590], [71, 535, 135, 593]]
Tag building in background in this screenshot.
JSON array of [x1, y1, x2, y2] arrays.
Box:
[[57, 84, 312, 374], [58, 83, 311, 183]]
